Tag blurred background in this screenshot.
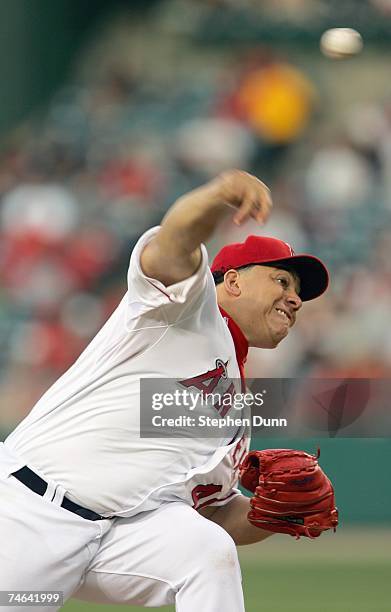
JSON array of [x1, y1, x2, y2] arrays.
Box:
[[0, 1, 390, 610]]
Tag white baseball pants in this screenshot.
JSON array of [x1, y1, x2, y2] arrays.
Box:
[[0, 469, 244, 611], [76, 501, 245, 611]]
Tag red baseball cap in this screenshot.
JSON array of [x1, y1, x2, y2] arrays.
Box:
[[211, 235, 329, 301]]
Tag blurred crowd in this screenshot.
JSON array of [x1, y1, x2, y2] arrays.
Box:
[[0, 0, 390, 431]]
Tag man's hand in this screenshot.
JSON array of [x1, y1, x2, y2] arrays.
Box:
[[141, 169, 272, 285], [240, 449, 339, 539], [211, 169, 272, 226]]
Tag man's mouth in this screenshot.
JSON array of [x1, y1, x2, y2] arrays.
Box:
[[274, 307, 291, 325]]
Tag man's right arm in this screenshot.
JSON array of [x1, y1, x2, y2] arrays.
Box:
[[140, 170, 272, 286], [199, 495, 273, 546]]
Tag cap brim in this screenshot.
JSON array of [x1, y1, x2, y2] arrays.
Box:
[[261, 254, 329, 301]]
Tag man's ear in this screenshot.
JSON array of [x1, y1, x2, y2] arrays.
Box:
[[223, 269, 242, 297]]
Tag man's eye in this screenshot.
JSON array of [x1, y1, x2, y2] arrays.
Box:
[[277, 277, 289, 288]]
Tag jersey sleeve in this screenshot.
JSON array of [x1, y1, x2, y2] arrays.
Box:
[[203, 488, 243, 508], [190, 480, 243, 511], [126, 226, 209, 322]]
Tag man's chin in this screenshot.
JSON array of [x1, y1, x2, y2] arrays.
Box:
[[254, 331, 288, 349], [270, 327, 289, 347]]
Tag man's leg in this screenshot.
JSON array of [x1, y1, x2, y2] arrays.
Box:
[[0, 473, 110, 612], [76, 502, 245, 611]]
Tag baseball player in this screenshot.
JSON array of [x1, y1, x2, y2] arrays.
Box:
[[0, 170, 337, 612]]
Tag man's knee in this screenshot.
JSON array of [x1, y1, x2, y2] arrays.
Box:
[[175, 520, 244, 611], [184, 518, 241, 581]]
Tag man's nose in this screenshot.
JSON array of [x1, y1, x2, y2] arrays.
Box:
[[286, 291, 302, 311]]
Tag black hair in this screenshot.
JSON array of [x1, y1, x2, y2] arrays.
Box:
[[212, 264, 256, 286], [212, 263, 300, 287]]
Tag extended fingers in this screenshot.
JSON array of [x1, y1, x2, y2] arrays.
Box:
[[254, 179, 273, 223], [215, 169, 273, 225], [233, 183, 273, 226], [233, 193, 257, 225]]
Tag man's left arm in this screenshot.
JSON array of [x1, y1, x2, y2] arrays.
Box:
[[199, 496, 273, 546], [199, 448, 338, 544]]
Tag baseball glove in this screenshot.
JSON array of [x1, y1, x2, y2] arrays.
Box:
[[239, 448, 338, 539]]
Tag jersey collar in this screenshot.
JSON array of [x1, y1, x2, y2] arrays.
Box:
[[218, 306, 249, 369]]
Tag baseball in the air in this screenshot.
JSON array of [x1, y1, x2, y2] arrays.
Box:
[[320, 28, 363, 59]]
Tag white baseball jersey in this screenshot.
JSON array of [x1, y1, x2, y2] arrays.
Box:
[[4, 227, 250, 517]]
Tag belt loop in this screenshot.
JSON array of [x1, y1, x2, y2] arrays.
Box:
[[10, 465, 105, 521], [42, 480, 56, 502], [51, 484, 66, 506]]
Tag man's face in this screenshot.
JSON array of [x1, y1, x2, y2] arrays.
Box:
[[232, 265, 302, 348]]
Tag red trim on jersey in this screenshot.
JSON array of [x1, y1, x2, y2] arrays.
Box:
[[196, 490, 237, 511], [232, 436, 248, 470], [218, 307, 248, 389], [191, 483, 223, 508], [145, 279, 175, 302]]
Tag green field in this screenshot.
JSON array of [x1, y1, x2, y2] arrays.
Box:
[[64, 528, 390, 612]]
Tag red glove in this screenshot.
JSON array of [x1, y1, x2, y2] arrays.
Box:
[[239, 448, 338, 539]]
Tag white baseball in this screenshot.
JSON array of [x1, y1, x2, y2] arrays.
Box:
[[320, 28, 363, 59]]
